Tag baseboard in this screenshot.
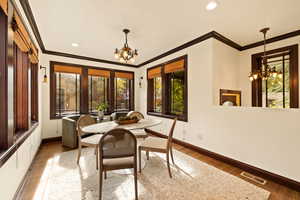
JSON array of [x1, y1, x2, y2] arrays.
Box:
[[41, 136, 62, 144], [13, 146, 41, 200], [145, 128, 300, 192]]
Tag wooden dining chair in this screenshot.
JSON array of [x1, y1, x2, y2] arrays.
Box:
[[127, 111, 148, 139], [77, 115, 103, 170], [126, 111, 144, 120], [98, 128, 138, 200], [138, 118, 177, 178]]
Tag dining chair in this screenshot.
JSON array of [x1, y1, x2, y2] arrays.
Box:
[[98, 128, 138, 200], [138, 118, 177, 178], [127, 111, 144, 120], [77, 115, 102, 170], [127, 111, 148, 139]]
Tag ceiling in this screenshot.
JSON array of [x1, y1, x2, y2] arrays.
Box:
[[26, 0, 300, 65]]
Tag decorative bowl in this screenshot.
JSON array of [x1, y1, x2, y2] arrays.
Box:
[[115, 118, 139, 125]]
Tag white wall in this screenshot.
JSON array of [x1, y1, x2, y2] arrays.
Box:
[[40, 54, 140, 139], [137, 38, 300, 182], [238, 36, 300, 106], [212, 40, 240, 105]]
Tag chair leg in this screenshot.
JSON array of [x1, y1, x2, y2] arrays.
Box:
[[99, 169, 103, 200], [166, 153, 172, 178], [104, 170, 107, 179], [146, 151, 149, 160], [134, 163, 138, 200], [96, 147, 99, 170], [138, 147, 142, 173], [170, 147, 175, 165], [77, 144, 82, 164]]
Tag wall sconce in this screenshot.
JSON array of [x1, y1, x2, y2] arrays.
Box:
[[139, 76, 143, 88], [40, 66, 47, 83]]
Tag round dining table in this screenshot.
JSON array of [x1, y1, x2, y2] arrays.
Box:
[[81, 118, 162, 173], [81, 118, 162, 134]]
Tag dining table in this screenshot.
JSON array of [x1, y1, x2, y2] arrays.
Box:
[[82, 118, 162, 173], [82, 118, 162, 134]]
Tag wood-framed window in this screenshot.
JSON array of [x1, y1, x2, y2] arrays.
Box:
[[31, 63, 39, 122], [50, 61, 135, 119], [147, 55, 188, 121], [252, 45, 299, 108], [88, 69, 110, 113], [114, 72, 134, 112]]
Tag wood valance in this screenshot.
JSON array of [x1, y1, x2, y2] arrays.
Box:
[[0, 0, 8, 15], [88, 69, 110, 77], [12, 11, 39, 64], [147, 66, 161, 79], [115, 72, 133, 80], [164, 59, 185, 74], [54, 65, 82, 74]]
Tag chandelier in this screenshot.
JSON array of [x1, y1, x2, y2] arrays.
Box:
[[114, 29, 138, 63], [248, 28, 282, 81]]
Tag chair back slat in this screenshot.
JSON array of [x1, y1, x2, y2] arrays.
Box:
[[167, 118, 177, 151], [99, 128, 137, 159], [77, 115, 96, 137], [127, 111, 144, 120]]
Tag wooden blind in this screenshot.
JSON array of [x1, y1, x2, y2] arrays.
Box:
[[54, 65, 82, 74], [13, 32, 29, 52], [115, 72, 133, 80], [0, 0, 8, 15], [164, 59, 185, 74], [88, 69, 110, 77], [147, 66, 161, 79], [13, 11, 39, 63]]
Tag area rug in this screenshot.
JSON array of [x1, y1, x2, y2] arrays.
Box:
[[42, 148, 270, 200]]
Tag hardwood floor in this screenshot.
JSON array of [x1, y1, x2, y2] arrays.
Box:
[[19, 141, 300, 200]]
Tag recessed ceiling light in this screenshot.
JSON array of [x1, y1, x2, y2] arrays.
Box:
[[72, 43, 79, 47], [206, 0, 218, 10]]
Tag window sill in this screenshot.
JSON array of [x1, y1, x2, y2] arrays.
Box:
[[0, 122, 39, 168], [147, 111, 187, 122]]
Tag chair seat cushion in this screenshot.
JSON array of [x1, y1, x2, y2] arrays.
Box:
[[130, 129, 148, 138], [140, 137, 168, 150], [103, 157, 134, 170], [81, 134, 103, 145]]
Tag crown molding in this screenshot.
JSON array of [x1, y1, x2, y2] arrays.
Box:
[[19, 0, 300, 68]]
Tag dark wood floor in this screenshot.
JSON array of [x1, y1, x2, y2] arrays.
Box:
[[19, 141, 300, 200]]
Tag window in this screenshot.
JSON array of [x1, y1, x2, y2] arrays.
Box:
[[168, 71, 185, 115], [56, 72, 81, 115], [31, 63, 39, 122], [115, 72, 134, 111], [252, 45, 298, 108], [50, 62, 134, 119], [88, 69, 109, 112], [262, 55, 290, 108], [147, 55, 188, 121], [153, 77, 162, 112]]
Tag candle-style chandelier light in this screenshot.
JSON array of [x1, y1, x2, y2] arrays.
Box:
[[114, 29, 138, 63], [248, 28, 283, 81]]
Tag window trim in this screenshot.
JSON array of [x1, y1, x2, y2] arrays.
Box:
[[147, 55, 188, 122], [49, 61, 135, 119], [251, 44, 299, 108]]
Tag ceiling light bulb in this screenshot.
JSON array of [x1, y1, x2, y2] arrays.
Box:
[[206, 1, 218, 10], [253, 74, 258, 80], [72, 43, 79, 47]]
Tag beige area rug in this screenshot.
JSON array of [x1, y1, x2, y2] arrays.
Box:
[[43, 148, 270, 200]]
